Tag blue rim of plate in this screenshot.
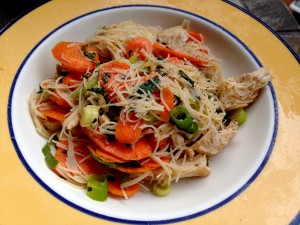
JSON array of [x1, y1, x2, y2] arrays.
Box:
[[7, 3, 282, 225]]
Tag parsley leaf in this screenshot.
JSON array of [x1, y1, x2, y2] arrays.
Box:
[[179, 70, 195, 87], [101, 73, 111, 84], [81, 45, 96, 61], [88, 87, 106, 95], [138, 76, 160, 94]]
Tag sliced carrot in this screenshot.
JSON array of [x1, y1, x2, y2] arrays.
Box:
[[115, 157, 170, 173], [152, 42, 208, 67], [38, 107, 69, 122], [115, 113, 143, 144], [82, 127, 152, 161], [87, 144, 129, 163], [52, 41, 99, 73], [159, 87, 175, 121], [98, 61, 130, 92], [147, 133, 169, 151], [50, 90, 71, 107], [166, 57, 184, 65], [55, 142, 109, 175], [108, 178, 140, 197], [187, 31, 204, 42], [62, 72, 82, 87], [125, 37, 152, 60], [141, 72, 157, 82]]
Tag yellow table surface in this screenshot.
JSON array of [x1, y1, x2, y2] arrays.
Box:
[[0, 0, 299, 224]]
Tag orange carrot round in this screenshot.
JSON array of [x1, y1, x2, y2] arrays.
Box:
[[87, 144, 129, 164], [50, 90, 71, 107], [82, 128, 152, 161], [52, 41, 99, 73], [115, 114, 143, 144], [187, 31, 204, 42], [125, 37, 152, 60], [152, 42, 208, 67], [159, 87, 175, 121], [62, 72, 82, 87], [166, 57, 184, 65], [55, 143, 109, 175], [115, 157, 170, 173], [98, 61, 130, 92], [147, 133, 168, 151], [38, 106, 69, 122], [108, 179, 140, 197]]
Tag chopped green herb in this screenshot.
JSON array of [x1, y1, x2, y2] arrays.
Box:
[[128, 50, 133, 57], [138, 76, 160, 94], [60, 71, 69, 77], [120, 161, 141, 168], [106, 106, 122, 122], [83, 72, 90, 78], [102, 73, 111, 84], [90, 150, 117, 168], [105, 134, 115, 142], [98, 108, 104, 116], [42, 142, 51, 156], [37, 85, 43, 94], [179, 70, 195, 87], [81, 45, 96, 61], [88, 87, 106, 95]]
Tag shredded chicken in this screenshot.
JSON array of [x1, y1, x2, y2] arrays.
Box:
[[170, 154, 211, 182], [158, 26, 189, 45], [218, 67, 271, 111], [191, 121, 239, 155]]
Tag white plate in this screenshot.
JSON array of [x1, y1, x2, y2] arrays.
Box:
[[8, 5, 278, 224]]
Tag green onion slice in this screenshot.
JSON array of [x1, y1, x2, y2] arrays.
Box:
[[87, 174, 108, 201], [179, 70, 195, 87], [152, 182, 171, 197], [185, 121, 199, 134], [169, 106, 193, 129], [42, 142, 58, 169], [227, 107, 247, 125]]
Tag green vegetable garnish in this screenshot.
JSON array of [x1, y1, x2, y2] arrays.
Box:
[[185, 121, 199, 134], [102, 73, 111, 84], [179, 70, 195, 87], [71, 76, 99, 100], [42, 142, 58, 169], [80, 106, 99, 126], [151, 182, 171, 197], [227, 107, 247, 125], [169, 106, 193, 130], [81, 45, 96, 61], [88, 87, 106, 95], [87, 174, 108, 201], [129, 53, 139, 64], [138, 76, 160, 94]]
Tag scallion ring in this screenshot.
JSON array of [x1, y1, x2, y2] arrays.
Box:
[[87, 174, 108, 201], [151, 182, 171, 197], [169, 106, 193, 129], [185, 121, 199, 134]]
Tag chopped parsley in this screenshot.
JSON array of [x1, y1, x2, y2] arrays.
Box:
[[138, 76, 160, 94], [81, 45, 96, 61], [179, 70, 195, 87], [101, 73, 111, 84], [88, 87, 106, 95]]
